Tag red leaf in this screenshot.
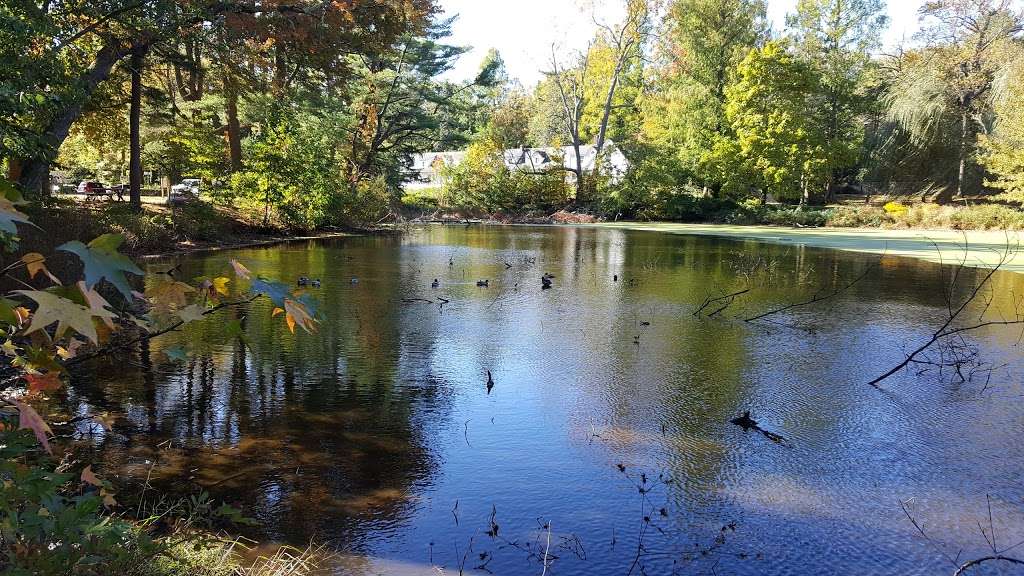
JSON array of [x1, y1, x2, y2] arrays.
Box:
[[15, 401, 52, 454], [25, 372, 62, 394]]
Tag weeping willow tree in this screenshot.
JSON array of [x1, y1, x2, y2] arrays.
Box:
[[980, 59, 1024, 204], [869, 51, 963, 199]]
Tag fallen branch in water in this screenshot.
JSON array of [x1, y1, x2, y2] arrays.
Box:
[[65, 294, 262, 368], [953, 555, 1024, 575], [866, 244, 1023, 388], [901, 495, 1024, 576], [694, 288, 749, 318], [745, 262, 875, 323]]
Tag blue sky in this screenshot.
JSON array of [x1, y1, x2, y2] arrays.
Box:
[[437, 0, 923, 86]]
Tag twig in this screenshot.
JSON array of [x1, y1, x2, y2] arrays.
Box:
[[541, 520, 552, 576], [866, 246, 1022, 388], [694, 288, 750, 317], [66, 294, 260, 367], [953, 555, 1024, 575], [745, 263, 875, 323]]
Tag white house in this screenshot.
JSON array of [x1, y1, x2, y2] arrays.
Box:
[[404, 142, 629, 191]]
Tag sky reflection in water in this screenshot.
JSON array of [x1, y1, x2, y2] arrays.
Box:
[[69, 225, 1024, 575]]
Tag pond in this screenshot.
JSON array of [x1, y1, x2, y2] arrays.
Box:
[[68, 225, 1024, 575]]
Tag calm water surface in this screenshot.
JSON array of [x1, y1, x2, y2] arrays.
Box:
[[69, 225, 1024, 575]]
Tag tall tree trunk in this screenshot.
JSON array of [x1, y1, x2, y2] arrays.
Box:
[[129, 45, 147, 212], [19, 41, 126, 197], [5, 158, 22, 182], [951, 110, 969, 204], [224, 73, 242, 172], [571, 140, 585, 203], [273, 44, 286, 94], [594, 58, 623, 158]]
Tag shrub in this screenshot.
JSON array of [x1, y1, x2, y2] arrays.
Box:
[[401, 188, 442, 214], [443, 141, 570, 214], [827, 206, 890, 227], [946, 204, 1024, 230], [0, 429, 159, 575], [883, 201, 908, 216], [760, 207, 831, 227]]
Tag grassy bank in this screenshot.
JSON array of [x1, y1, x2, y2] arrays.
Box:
[[20, 198, 355, 258]]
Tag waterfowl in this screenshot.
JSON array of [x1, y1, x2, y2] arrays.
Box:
[[486, 370, 494, 394], [614, 274, 618, 282], [297, 276, 309, 286], [350, 277, 359, 284], [311, 279, 321, 288], [431, 278, 439, 288], [476, 279, 489, 287], [541, 273, 554, 289]]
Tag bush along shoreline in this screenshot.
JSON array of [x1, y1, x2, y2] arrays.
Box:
[[402, 192, 1024, 231]]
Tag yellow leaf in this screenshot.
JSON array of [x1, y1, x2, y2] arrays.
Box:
[[101, 490, 118, 507], [16, 290, 116, 344], [14, 307, 30, 328], [21, 253, 60, 285], [56, 339, 84, 360], [212, 277, 230, 296], [146, 280, 195, 310], [283, 299, 317, 334], [272, 307, 284, 317], [93, 412, 115, 431]]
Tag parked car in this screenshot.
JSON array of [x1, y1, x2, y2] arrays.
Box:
[[171, 178, 200, 195], [168, 178, 200, 204], [76, 181, 115, 200], [76, 181, 106, 195]]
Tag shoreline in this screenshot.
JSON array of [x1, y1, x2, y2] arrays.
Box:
[[573, 222, 1024, 273], [134, 230, 361, 259], [138, 217, 1024, 274]]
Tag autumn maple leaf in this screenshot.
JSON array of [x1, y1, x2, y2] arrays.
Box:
[[15, 401, 53, 454], [58, 234, 143, 299], [16, 290, 117, 344]]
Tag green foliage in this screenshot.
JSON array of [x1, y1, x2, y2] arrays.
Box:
[[641, 0, 768, 189], [720, 41, 829, 202], [597, 144, 694, 218], [0, 429, 158, 575], [981, 61, 1024, 204], [400, 188, 442, 213], [442, 140, 571, 214], [224, 100, 355, 230]]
